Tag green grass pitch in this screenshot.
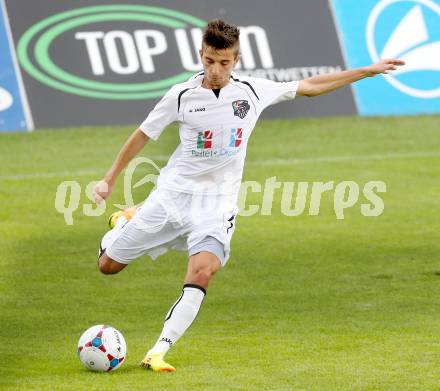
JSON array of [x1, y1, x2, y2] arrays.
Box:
[[1, 115, 440, 390]]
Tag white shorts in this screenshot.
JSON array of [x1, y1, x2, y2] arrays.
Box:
[[106, 189, 238, 266]]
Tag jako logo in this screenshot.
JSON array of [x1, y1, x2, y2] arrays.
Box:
[[0, 87, 13, 112], [17, 5, 274, 100], [367, 0, 440, 98]]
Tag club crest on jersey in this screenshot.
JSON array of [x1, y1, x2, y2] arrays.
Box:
[[229, 128, 242, 147], [232, 100, 250, 119], [197, 130, 212, 149]]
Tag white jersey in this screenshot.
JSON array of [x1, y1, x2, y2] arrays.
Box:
[[140, 72, 298, 199]]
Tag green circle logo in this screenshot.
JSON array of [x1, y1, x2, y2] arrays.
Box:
[[17, 5, 206, 100]]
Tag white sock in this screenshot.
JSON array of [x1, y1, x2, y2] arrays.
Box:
[[99, 216, 128, 256], [148, 284, 206, 356]]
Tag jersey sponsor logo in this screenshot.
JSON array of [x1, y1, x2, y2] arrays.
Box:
[[191, 147, 240, 158], [192, 127, 243, 157], [229, 128, 242, 147], [196, 130, 212, 149], [232, 100, 250, 119]]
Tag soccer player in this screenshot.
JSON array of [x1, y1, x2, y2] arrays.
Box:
[[93, 19, 404, 372]]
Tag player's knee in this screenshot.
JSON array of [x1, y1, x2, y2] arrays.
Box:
[[98, 254, 121, 275], [191, 267, 216, 285], [98, 258, 112, 274]]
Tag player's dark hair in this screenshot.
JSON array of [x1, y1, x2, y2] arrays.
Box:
[[202, 19, 240, 54]]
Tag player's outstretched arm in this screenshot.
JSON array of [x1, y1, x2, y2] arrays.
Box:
[[296, 59, 405, 97], [93, 128, 150, 204]]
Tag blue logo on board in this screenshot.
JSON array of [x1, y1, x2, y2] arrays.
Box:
[[331, 0, 440, 115], [367, 0, 440, 99], [0, 86, 13, 112], [0, 1, 31, 131]]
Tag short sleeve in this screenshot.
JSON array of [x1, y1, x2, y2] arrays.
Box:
[[253, 78, 299, 110], [139, 86, 179, 140]]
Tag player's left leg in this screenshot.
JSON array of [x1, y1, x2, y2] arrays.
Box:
[[141, 248, 222, 372]]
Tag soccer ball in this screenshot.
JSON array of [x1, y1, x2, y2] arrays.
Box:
[[77, 325, 127, 372]]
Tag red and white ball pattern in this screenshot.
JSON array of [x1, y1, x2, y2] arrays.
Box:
[[77, 325, 127, 372]]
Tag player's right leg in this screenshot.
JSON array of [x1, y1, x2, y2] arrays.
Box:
[[140, 240, 224, 372]]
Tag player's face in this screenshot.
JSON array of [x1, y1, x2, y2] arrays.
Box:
[[199, 45, 240, 89]]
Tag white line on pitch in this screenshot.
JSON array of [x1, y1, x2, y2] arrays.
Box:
[[0, 151, 439, 181], [247, 151, 440, 166]]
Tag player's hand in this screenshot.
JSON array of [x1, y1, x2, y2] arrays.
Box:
[[93, 179, 113, 205], [364, 59, 405, 76]]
